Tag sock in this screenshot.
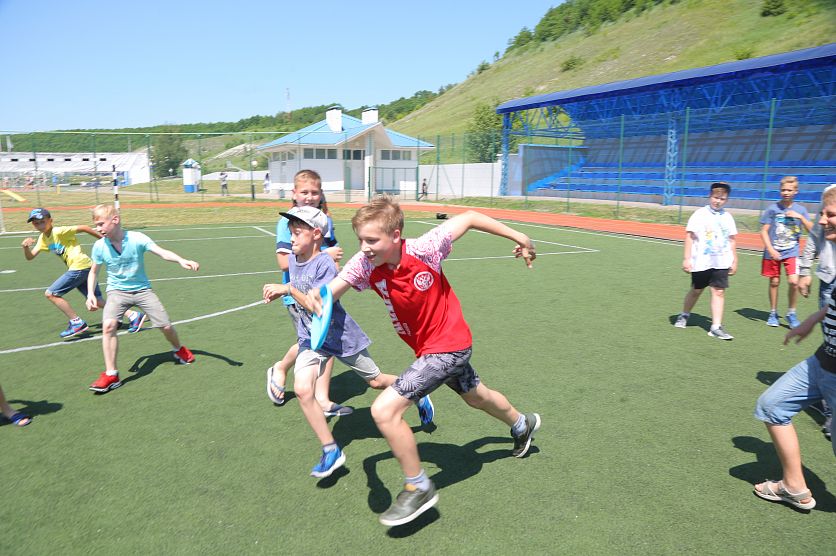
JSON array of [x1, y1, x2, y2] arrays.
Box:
[[70, 316, 83, 324], [405, 470, 431, 491], [787, 309, 797, 315], [512, 413, 527, 437], [770, 309, 778, 315], [106, 369, 118, 377], [680, 312, 690, 318], [322, 442, 338, 453], [126, 310, 138, 320], [711, 324, 721, 330]]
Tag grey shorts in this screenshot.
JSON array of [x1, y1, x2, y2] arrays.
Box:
[[393, 347, 481, 402], [296, 348, 381, 382], [103, 289, 171, 327]]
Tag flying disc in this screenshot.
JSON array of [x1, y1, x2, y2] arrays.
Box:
[[310, 284, 333, 351]]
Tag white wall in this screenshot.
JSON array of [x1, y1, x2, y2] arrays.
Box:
[[418, 162, 502, 197]]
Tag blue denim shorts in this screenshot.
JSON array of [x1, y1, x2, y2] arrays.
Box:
[[46, 269, 102, 298], [755, 354, 836, 454]]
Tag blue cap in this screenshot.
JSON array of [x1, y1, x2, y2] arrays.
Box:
[[27, 208, 51, 222]]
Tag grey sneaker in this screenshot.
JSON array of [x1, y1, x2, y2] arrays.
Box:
[[708, 326, 734, 340], [378, 481, 439, 527], [823, 416, 832, 440], [674, 314, 688, 328], [511, 412, 541, 458]]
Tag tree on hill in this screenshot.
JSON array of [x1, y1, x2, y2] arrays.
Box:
[[151, 131, 188, 177], [465, 100, 503, 163]]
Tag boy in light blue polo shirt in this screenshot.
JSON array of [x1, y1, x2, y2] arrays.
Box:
[[85, 204, 200, 394]]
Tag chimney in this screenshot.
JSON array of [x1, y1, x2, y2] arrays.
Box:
[[361, 107, 379, 125], [326, 106, 342, 132]]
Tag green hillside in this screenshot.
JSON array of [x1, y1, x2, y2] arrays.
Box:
[[390, 0, 836, 139]]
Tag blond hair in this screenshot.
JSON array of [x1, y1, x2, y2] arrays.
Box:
[[780, 176, 799, 187], [294, 169, 322, 190], [822, 186, 836, 207], [351, 194, 404, 235], [92, 204, 118, 219]]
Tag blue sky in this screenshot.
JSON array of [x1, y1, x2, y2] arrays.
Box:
[[0, 0, 558, 131]]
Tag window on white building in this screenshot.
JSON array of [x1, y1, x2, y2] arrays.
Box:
[[303, 148, 314, 159]]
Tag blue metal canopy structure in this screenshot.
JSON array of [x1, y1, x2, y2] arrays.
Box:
[[496, 44, 836, 202]]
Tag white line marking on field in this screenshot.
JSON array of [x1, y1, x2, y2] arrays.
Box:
[[253, 226, 275, 237], [0, 269, 15, 274], [411, 220, 599, 254], [0, 300, 265, 355], [507, 221, 763, 257]]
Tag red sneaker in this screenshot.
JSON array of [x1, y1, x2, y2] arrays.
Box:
[[89, 372, 121, 393], [173, 346, 195, 364]]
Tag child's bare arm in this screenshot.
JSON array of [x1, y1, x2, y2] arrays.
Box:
[[147, 244, 199, 271], [21, 237, 38, 259], [303, 277, 352, 315], [75, 225, 103, 239], [784, 306, 827, 345], [444, 210, 535, 268], [729, 236, 738, 276], [86, 262, 101, 311], [760, 223, 780, 260], [785, 209, 813, 232], [276, 251, 289, 271]]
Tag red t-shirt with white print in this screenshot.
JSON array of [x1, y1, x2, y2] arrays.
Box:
[[339, 223, 472, 356]]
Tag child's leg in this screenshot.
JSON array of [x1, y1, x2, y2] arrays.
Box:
[[787, 275, 799, 311], [294, 351, 336, 446], [45, 292, 79, 320], [768, 276, 780, 312], [708, 286, 725, 327], [681, 287, 703, 314], [460, 382, 519, 426], [753, 355, 820, 499], [371, 387, 421, 476], [101, 318, 120, 371], [160, 324, 182, 349]]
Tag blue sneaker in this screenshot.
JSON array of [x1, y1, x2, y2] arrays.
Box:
[[127, 311, 147, 333], [59, 320, 88, 338], [417, 395, 434, 425], [766, 312, 780, 327], [786, 313, 801, 329], [310, 447, 346, 478], [323, 404, 354, 417]]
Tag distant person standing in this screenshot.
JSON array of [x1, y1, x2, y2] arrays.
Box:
[[220, 171, 229, 196], [263, 172, 271, 194], [419, 178, 428, 200]]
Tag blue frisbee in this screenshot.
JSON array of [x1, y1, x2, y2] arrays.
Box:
[[310, 284, 333, 351]]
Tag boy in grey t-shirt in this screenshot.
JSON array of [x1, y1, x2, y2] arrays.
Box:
[[263, 206, 433, 479]]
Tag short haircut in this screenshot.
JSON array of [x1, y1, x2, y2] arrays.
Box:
[[351, 194, 404, 235], [294, 169, 322, 190], [710, 182, 731, 196], [92, 203, 118, 219], [780, 175, 799, 187], [822, 186, 836, 207]]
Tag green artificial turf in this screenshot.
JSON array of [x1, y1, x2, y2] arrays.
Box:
[[0, 218, 832, 554]]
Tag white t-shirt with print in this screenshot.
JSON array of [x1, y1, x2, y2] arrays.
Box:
[[686, 205, 737, 272]]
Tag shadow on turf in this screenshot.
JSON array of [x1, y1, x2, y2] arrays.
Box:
[[361, 436, 524, 535], [121, 349, 243, 386], [1, 399, 63, 424], [735, 308, 790, 328], [669, 313, 712, 331], [729, 436, 836, 513]]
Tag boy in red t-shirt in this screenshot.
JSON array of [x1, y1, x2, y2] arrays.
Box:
[[304, 196, 540, 527]]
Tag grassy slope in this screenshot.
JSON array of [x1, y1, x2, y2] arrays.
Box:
[[390, 0, 836, 138]]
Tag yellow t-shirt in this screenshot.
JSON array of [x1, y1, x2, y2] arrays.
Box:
[[35, 226, 93, 271]]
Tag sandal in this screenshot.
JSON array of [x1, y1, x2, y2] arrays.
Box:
[[754, 480, 816, 510], [266, 365, 286, 406], [2, 412, 32, 427]]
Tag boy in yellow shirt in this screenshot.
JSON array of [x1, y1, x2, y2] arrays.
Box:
[[21, 208, 145, 338]]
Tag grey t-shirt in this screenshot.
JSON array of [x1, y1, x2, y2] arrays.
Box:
[[289, 252, 370, 357]]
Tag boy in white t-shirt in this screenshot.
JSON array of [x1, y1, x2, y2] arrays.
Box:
[[674, 182, 739, 340]]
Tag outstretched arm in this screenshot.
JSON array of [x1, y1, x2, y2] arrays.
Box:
[[21, 237, 39, 260], [784, 306, 827, 345], [147, 243, 199, 271], [75, 225, 103, 239], [302, 277, 353, 316], [444, 210, 535, 268]]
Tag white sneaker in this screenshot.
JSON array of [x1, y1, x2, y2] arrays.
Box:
[[708, 326, 734, 340], [674, 314, 688, 328]]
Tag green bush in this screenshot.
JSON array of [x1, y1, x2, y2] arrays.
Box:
[[561, 55, 585, 71], [761, 0, 787, 16]]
